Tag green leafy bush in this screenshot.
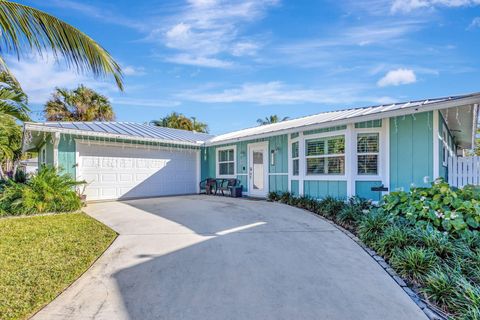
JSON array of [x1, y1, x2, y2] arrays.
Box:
[[416, 228, 455, 259], [0, 166, 85, 216], [422, 266, 464, 313], [357, 209, 390, 246], [337, 197, 372, 229], [381, 179, 480, 237], [375, 225, 415, 258], [390, 246, 438, 284]]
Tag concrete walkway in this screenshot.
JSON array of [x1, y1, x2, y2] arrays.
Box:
[[33, 196, 427, 320]]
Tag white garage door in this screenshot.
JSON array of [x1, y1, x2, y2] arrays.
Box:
[[77, 142, 199, 201]]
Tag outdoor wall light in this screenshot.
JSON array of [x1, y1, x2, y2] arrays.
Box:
[[270, 147, 280, 166]]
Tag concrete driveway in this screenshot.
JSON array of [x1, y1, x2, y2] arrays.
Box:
[[33, 196, 427, 320]]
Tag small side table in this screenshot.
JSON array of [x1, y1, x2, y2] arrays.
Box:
[[228, 186, 243, 198]]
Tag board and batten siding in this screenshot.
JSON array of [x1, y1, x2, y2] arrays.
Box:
[[201, 135, 289, 193], [389, 111, 433, 192], [304, 181, 347, 199], [58, 134, 76, 177]]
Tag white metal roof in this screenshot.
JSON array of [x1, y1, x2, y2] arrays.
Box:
[[207, 93, 480, 145], [24, 122, 214, 146]]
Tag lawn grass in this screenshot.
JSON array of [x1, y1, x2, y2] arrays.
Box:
[[0, 213, 117, 320]]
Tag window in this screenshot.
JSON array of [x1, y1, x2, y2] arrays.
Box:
[[357, 133, 379, 175], [217, 148, 235, 176], [305, 135, 345, 175], [291, 141, 299, 176]]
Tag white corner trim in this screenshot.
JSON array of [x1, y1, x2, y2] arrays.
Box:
[[384, 118, 390, 193], [53, 132, 61, 168], [433, 110, 440, 180]]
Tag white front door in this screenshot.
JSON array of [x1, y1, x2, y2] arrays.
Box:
[[248, 142, 269, 197]]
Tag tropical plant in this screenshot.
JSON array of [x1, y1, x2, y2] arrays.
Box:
[[257, 115, 289, 126], [381, 179, 480, 236], [0, 166, 85, 215], [44, 85, 115, 121], [151, 112, 209, 133], [0, 115, 22, 180], [0, 0, 123, 90], [0, 71, 29, 121]]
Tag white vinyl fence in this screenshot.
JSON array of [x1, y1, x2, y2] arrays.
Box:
[[448, 156, 480, 188]]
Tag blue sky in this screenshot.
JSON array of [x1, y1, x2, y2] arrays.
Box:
[[12, 0, 480, 134]]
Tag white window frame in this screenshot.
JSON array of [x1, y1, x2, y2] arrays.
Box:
[[304, 133, 346, 178], [356, 132, 380, 176], [291, 140, 300, 177], [216, 145, 237, 178], [353, 126, 385, 181]]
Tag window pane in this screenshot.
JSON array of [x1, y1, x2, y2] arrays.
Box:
[[293, 159, 299, 176], [219, 150, 227, 162], [327, 156, 345, 174], [228, 149, 234, 161], [306, 139, 325, 156], [357, 133, 379, 153], [357, 155, 378, 175], [306, 158, 325, 175], [292, 142, 299, 158], [327, 136, 345, 154], [219, 162, 234, 175]]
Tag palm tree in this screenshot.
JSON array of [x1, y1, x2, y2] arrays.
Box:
[[0, 1, 123, 90], [0, 114, 22, 180], [44, 85, 115, 121], [0, 71, 29, 121], [257, 115, 289, 126], [151, 112, 209, 133]]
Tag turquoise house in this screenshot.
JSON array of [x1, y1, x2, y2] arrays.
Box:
[[23, 93, 480, 201]]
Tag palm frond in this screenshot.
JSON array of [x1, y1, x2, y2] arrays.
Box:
[[0, 0, 123, 90]]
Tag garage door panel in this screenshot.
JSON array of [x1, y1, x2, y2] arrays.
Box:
[[77, 142, 198, 201]]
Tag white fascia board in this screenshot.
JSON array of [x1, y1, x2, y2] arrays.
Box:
[[205, 96, 480, 147], [24, 123, 203, 148]]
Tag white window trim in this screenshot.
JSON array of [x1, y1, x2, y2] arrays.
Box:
[[216, 145, 237, 178], [304, 133, 346, 177], [353, 127, 385, 181], [291, 140, 300, 177], [356, 132, 380, 177]]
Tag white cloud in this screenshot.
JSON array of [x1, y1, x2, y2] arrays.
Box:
[[377, 68, 417, 87], [7, 55, 117, 104], [178, 81, 395, 105], [391, 0, 480, 13], [122, 65, 146, 76], [151, 0, 278, 68], [468, 17, 480, 29], [165, 54, 233, 68]]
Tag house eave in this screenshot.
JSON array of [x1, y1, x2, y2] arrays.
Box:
[[205, 95, 480, 146]]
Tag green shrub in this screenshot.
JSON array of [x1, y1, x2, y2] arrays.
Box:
[[336, 197, 372, 228], [416, 228, 455, 259], [13, 169, 27, 183], [453, 279, 480, 318], [267, 191, 280, 202], [390, 246, 438, 284], [381, 179, 480, 237], [422, 266, 464, 313], [358, 209, 390, 246], [0, 166, 85, 216], [376, 225, 415, 258], [317, 196, 345, 219]]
